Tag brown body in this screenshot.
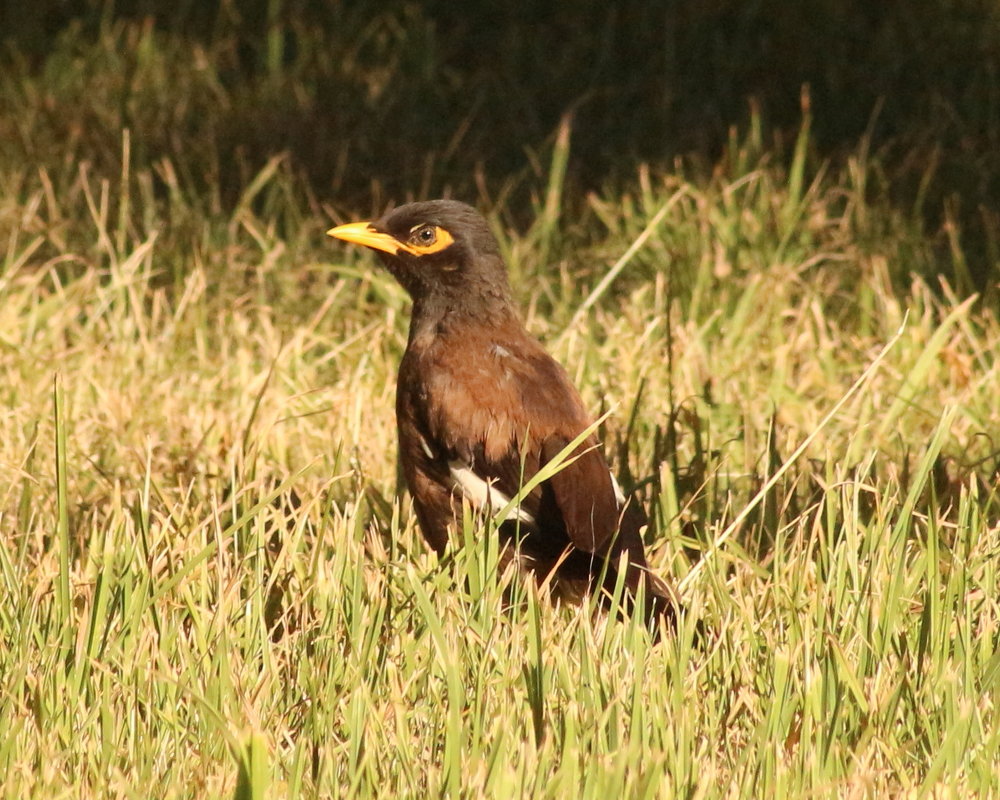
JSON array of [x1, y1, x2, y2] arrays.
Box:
[[329, 200, 674, 623]]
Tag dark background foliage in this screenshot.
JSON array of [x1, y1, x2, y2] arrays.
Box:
[[3, 0, 999, 286]]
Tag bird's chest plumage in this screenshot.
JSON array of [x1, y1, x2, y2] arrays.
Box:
[[393, 331, 539, 550], [397, 331, 526, 465]]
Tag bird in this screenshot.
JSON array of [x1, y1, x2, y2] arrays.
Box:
[[327, 200, 676, 627]]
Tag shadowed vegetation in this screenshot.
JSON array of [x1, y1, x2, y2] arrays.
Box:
[[3, 0, 1000, 288]]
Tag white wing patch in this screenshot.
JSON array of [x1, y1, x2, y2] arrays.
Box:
[[609, 472, 627, 505], [448, 460, 536, 525], [436, 435, 626, 524], [418, 434, 436, 460]]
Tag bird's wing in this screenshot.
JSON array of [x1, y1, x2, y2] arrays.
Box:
[[535, 433, 625, 554], [425, 340, 627, 555]]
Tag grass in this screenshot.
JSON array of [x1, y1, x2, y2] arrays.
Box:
[[4, 1, 1000, 289], [2, 14, 1000, 800]]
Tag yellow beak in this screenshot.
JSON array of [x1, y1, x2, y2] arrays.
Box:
[[326, 221, 402, 255]]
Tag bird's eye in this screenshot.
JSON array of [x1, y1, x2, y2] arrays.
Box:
[[411, 225, 437, 246], [402, 223, 454, 255]]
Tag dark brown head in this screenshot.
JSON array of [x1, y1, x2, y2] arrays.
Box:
[[327, 200, 512, 310]]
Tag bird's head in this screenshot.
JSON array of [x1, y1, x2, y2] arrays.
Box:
[[327, 200, 511, 307]]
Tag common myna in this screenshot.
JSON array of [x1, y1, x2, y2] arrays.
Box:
[[328, 200, 675, 625]]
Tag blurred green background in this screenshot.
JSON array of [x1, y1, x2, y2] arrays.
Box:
[[3, 0, 999, 287]]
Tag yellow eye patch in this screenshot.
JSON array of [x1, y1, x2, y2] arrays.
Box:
[[403, 225, 454, 255]]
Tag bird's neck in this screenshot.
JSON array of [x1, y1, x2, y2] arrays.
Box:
[[408, 290, 520, 348]]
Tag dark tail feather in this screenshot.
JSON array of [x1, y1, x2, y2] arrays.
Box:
[[608, 494, 681, 633]]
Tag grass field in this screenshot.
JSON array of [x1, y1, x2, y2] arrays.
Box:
[[2, 11, 1000, 800]]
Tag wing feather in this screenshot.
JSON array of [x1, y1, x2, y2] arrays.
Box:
[[422, 334, 626, 555]]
